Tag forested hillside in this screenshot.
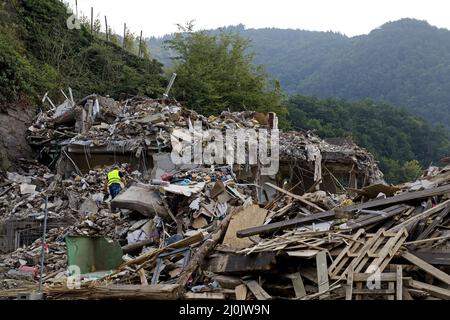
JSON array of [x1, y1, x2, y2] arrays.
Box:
[[0, 0, 166, 105], [149, 19, 450, 128], [164, 23, 286, 120], [288, 95, 450, 183]]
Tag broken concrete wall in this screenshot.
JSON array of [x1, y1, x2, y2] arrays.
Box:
[[151, 153, 199, 180]]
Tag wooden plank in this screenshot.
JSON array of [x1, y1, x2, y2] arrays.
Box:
[[406, 202, 426, 236], [184, 292, 226, 300], [411, 251, 450, 266], [177, 206, 240, 286], [405, 235, 450, 246], [138, 269, 148, 285], [346, 270, 353, 300], [379, 234, 408, 273], [355, 234, 387, 273], [402, 287, 414, 300], [121, 232, 204, 268], [316, 251, 330, 299], [408, 280, 450, 300], [237, 210, 336, 238], [289, 273, 306, 298], [235, 284, 248, 300], [222, 205, 267, 249], [396, 265, 403, 301], [366, 237, 387, 257], [265, 182, 325, 212], [300, 267, 318, 284], [328, 229, 365, 278], [45, 284, 183, 300], [0, 286, 37, 299], [367, 228, 407, 273], [207, 252, 277, 274], [352, 273, 397, 282], [355, 282, 362, 300], [401, 251, 450, 285], [342, 229, 384, 279], [389, 199, 450, 232], [352, 289, 396, 295], [287, 250, 319, 258], [408, 288, 429, 298], [351, 184, 450, 210], [245, 280, 272, 300], [343, 205, 408, 230], [414, 204, 450, 243], [387, 265, 395, 300]]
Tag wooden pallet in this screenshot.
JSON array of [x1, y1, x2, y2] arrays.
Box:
[[346, 265, 403, 300], [328, 228, 408, 280]]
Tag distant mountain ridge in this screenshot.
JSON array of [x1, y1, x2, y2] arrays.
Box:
[[148, 19, 450, 129]]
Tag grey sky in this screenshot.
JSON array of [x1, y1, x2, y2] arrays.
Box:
[[73, 0, 450, 38]]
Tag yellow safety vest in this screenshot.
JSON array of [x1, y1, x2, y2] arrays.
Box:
[[107, 169, 121, 186]]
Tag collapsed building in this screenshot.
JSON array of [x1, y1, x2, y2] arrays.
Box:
[[27, 94, 383, 195], [1, 94, 449, 300], [5, 94, 382, 254]]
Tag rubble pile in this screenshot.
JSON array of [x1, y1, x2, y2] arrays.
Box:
[[222, 166, 450, 300], [27, 96, 269, 154], [0, 94, 449, 300], [1, 228, 66, 290], [0, 161, 125, 223], [0, 162, 254, 293], [0, 159, 64, 221], [279, 131, 384, 184]]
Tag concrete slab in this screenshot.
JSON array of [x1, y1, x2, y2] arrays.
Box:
[[20, 183, 36, 195], [111, 186, 168, 219]]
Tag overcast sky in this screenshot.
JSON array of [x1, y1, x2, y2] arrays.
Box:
[[73, 0, 450, 38]]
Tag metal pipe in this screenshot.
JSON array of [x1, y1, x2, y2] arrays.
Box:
[[163, 73, 177, 99], [38, 196, 49, 293]]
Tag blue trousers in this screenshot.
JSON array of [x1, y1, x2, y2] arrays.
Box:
[[109, 183, 122, 199]]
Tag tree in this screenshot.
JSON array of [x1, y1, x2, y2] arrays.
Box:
[[165, 22, 287, 121], [93, 16, 101, 35], [140, 41, 151, 60], [109, 31, 121, 46], [123, 30, 136, 54], [401, 160, 423, 182], [150, 20, 450, 129]]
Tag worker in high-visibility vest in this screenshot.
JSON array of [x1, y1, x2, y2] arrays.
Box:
[[104, 166, 127, 199]]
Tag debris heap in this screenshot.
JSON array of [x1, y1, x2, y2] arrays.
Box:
[[1, 95, 449, 301]]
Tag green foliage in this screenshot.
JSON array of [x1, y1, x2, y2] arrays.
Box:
[[165, 23, 287, 121], [380, 159, 423, 184], [288, 95, 450, 184], [123, 31, 136, 54], [109, 32, 121, 47], [150, 20, 450, 129], [0, 32, 34, 100], [0, 0, 166, 104]]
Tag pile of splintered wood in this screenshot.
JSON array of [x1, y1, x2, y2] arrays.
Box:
[[2, 166, 450, 301], [192, 167, 450, 301]]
